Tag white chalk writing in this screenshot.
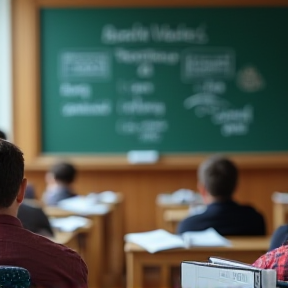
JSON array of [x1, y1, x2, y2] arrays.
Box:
[[60, 83, 92, 99], [62, 100, 112, 117], [114, 48, 179, 65], [117, 98, 166, 116], [101, 23, 208, 44]]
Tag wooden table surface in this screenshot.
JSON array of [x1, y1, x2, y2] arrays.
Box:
[[125, 236, 271, 288]]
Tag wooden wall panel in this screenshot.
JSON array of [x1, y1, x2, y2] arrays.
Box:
[[24, 167, 288, 236]]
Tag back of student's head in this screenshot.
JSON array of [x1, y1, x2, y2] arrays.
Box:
[[0, 139, 24, 208], [198, 155, 238, 200], [50, 162, 77, 184], [0, 130, 7, 140]]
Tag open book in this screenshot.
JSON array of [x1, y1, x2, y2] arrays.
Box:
[[124, 228, 231, 253], [182, 257, 285, 288]]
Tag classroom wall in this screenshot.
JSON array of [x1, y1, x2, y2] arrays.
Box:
[[24, 164, 288, 236], [13, 0, 288, 237]]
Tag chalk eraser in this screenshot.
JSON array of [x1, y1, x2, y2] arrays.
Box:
[[127, 150, 159, 164]]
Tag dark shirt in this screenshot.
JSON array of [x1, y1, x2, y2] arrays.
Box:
[[253, 244, 288, 281], [25, 183, 36, 199], [269, 225, 288, 251], [177, 199, 266, 236], [42, 186, 76, 206], [0, 215, 88, 288], [17, 201, 54, 237]]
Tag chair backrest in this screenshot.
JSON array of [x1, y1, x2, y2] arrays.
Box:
[[0, 266, 30, 288], [272, 192, 288, 230]]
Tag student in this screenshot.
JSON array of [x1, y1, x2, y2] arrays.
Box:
[[0, 139, 88, 287], [17, 197, 54, 237], [0, 130, 7, 140], [0, 129, 54, 236], [42, 161, 77, 206], [253, 243, 288, 280], [177, 154, 266, 236], [267, 225, 288, 251]]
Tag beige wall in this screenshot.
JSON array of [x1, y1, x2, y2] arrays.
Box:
[[24, 164, 288, 236]]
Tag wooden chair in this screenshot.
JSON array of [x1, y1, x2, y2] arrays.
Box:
[[273, 202, 288, 230], [162, 209, 189, 233], [272, 192, 288, 230]]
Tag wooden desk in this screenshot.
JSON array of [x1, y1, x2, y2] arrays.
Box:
[[45, 205, 110, 288], [125, 236, 270, 288], [51, 221, 92, 254], [163, 209, 189, 233], [44, 193, 124, 288], [273, 202, 288, 230], [52, 230, 79, 250], [103, 194, 125, 287], [156, 202, 189, 233]]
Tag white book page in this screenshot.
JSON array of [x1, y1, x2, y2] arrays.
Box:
[[124, 229, 185, 253], [58, 196, 110, 215], [50, 216, 90, 232], [209, 257, 253, 269], [182, 228, 231, 247]]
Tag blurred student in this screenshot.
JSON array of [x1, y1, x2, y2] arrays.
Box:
[[267, 225, 288, 251], [18, 196, 54, 237], [177, 154, 266, 236], [0, 139, 87, 287], [0, 129, 53, 236], [42, 161, 77, 206], [253, 239, 288, 280], [0, 130, 7, 140]]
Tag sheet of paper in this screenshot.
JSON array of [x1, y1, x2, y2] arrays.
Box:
[[182, 228, 231, 247], [58, 196, 110, 215], [125, 229, 185, 253], [50, 216, 90, 232]]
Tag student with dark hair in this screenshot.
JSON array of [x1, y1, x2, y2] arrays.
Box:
[[0, 129, 54, 236], [0, 130, 7, 140], [42, 161, 78, 206], [0, 139, 88, 287], [177, 154, 266, 236]]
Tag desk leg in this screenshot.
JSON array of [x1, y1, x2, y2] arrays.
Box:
[[126, 252, 143, 288], [160, 265, 170, 288], [85, 215, 104, 288], [105, 203, 124, 287]]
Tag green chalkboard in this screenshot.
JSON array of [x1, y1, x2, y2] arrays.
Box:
[[40, 7, 288, 154]]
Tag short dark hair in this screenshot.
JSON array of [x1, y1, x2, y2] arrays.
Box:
[[0, 130, 7, 140], [0, 139, 24, 207], [198, 155, 238, 199], [50, 162, 77, 184]]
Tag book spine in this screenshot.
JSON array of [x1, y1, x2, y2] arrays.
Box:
[[254, 271, 261, 288], [261, 270, 277, 288]]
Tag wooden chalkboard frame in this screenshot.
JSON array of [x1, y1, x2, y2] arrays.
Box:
[[12, 0, 288, 169]]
